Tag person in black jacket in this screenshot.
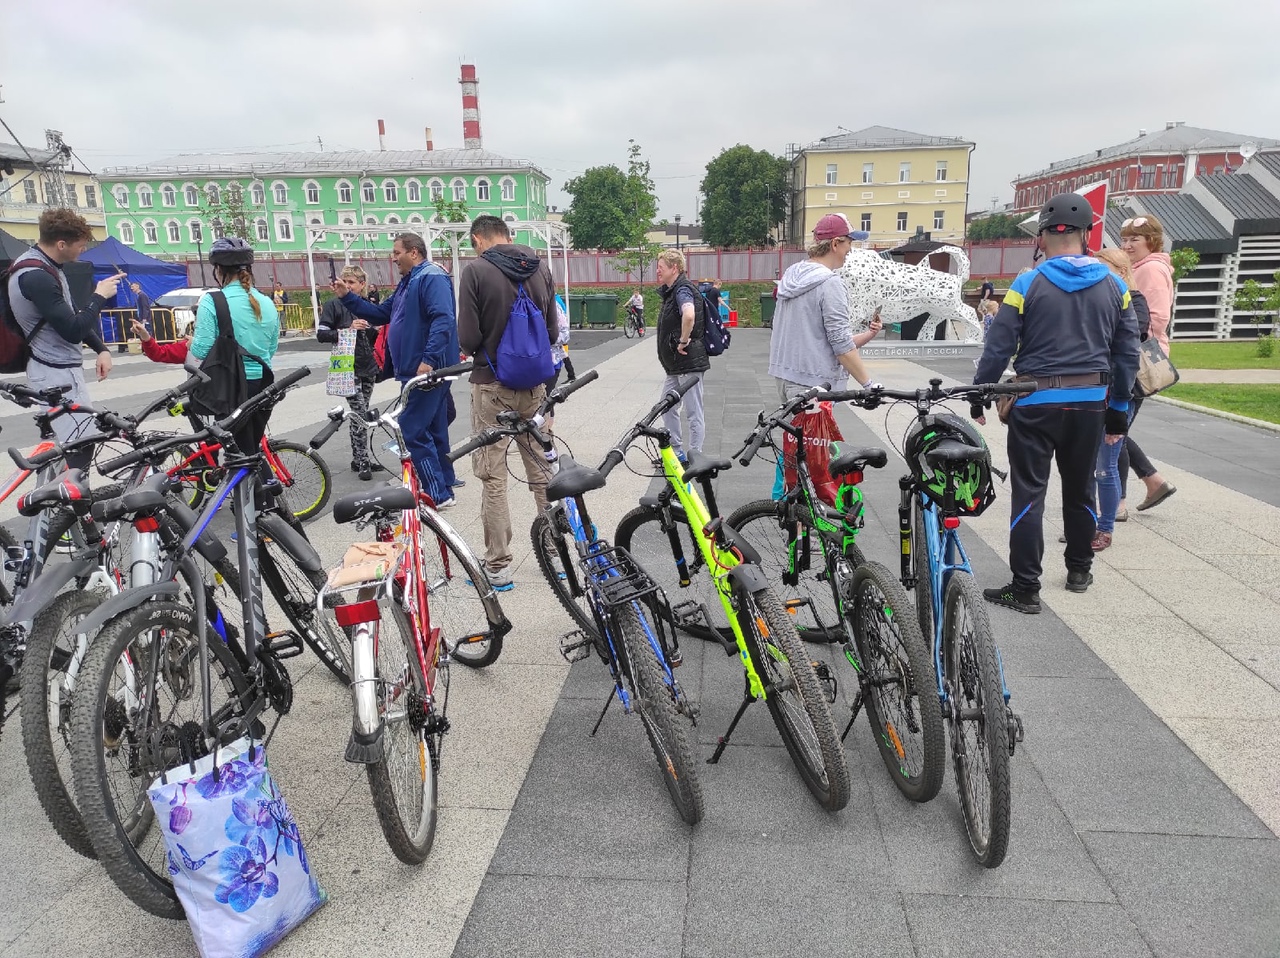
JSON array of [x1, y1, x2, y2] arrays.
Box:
[[655, 249, 710, 462], [318, 265, 381, 480]]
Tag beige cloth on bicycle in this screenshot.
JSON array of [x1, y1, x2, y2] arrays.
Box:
[[327, 541, 404, 588]]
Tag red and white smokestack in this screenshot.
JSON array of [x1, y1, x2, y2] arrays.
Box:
[[460, 64, 481, 150], [425, 127, 434, 152], [378, 119, 386, 152]]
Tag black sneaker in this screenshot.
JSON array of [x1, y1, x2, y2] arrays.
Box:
[[982, 583, 1042, 614], [359, 466, 372, 481], [350, 459, 360, 473], [1065, 570, 1094, 593]]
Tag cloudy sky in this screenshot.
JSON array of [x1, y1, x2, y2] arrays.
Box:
[[5, 0, 1278, 220]]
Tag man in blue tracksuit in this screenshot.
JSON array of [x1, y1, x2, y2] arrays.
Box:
[[333, 232, 460, 507], [973, 193, 1139, 613]]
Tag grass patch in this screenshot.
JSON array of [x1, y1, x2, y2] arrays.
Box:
[[1168, 341, 1280, 370], [1161, 383, 1280, 424]]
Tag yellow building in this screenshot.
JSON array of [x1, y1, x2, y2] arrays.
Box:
[[1, 137, 107, 242], [788, 126, 974, 246]]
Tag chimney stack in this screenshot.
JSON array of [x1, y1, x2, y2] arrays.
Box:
[[460, 64, 482, 150], [378, 119, 386, 151], [425, 127, 434, 151]]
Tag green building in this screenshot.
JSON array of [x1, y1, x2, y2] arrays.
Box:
[[99, 149, 551, 257]]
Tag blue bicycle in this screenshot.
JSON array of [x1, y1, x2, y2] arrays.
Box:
[[450, 372, 704, 824]]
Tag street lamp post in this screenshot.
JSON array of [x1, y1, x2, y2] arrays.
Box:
[[194, 230, 207, 286], [674, 213, 682, 251]]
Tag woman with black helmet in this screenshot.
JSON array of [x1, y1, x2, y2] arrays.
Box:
[[189, 237, 281, 456]]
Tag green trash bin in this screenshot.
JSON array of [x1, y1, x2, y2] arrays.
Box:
[[567, 294, 588, 328], [760, 292, 777, 329], [585, 293, 620, 326]]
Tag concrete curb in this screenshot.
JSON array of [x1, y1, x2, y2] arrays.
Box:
[[1150, 393, 1280, 434]]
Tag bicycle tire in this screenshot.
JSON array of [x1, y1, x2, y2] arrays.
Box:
[[19, 589, 105, 859], [366, 602, 439, 864], [162, 442, 218, 512], [419, 506, 503, 669], [260, 538, 353, 683], [70, 601, 251, 918], [849, 561, 944, 803], [943, 572, 1012, 868], [0, 524, 17, 607], [267, 439, 331, 523], [623, 321, 635, 340], [615, 601, 704, 825], [739, 585, 850, 810], [725, 498, 846, 644], [531, 511, 598, 639], [614, 505, 726, 642], [912, 496, 934, 644]]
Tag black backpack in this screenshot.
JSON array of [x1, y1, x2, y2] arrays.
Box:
[[0, 259, 57, 374], [188, 291, 274, 417], [700, 289, 730, 357]]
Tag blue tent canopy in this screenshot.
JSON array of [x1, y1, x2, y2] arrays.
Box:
[[81, 237, 189, 307]]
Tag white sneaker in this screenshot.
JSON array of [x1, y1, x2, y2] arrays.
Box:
[[435, 497, 457, 510], [485, 565, 514, 591]]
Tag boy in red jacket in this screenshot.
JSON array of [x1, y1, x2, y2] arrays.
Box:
[[131, 319, 189, 363]]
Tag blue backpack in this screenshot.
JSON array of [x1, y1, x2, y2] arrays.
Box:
[[489, 283, 554, 390]]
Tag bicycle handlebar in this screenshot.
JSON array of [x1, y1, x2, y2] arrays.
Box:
[[598, 375, 697, 479], [446, 367, 601, 463], [447, 427, 503, 462], [308, 407, 347, 450], [538, 368, 598, 416], [131, 371, 209, 424], [0, 380, 72, 408], [8, 443, 63, 472], [819, 379, 1037, 407]]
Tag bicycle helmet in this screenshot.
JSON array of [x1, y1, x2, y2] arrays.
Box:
[[208, 236, 255, 267], [1038, 192, 1093, 235], [903, 412, 996, 516]]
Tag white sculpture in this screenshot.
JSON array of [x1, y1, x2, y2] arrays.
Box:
[[837, 245, 983, 342]]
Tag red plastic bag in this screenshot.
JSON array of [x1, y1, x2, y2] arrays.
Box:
[[373, 324, 392, 382], [782, 401, 844, 505]]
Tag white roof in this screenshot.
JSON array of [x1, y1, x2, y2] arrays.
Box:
[[103, 148, 546, 180]]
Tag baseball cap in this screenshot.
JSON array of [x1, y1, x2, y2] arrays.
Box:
[[814, 213, 856, 241]]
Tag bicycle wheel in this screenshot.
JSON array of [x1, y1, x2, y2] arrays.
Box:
[[615, 601, 704, 825], [366, 602, 439, 864], [943, 572, 1012, 868], [161, 443, 219, 512], [615, 504, 726, 642], [738, 585, 850, 810], [726, 498, 845, 644], [70, 601, 250, 918], [19, 589, 106, 858], [419, 507, 503, 669], [623, 319, 636, 339], [531, 511, 598, 638], [0, 524, 17, 607], [912, 496, 935, 644], [849, 561, 944, 803], [260, 537, 353, 683], [267, 439, 331, 523]]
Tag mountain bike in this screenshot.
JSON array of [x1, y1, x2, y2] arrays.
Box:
[[623, 304, 645, 339], [727, 386, 945, 804], [612, 389, 851, 810], [455, 370, 703, 824]]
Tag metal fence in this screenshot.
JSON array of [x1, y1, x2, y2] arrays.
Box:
[[966, 240, 1037, 279], [98, 307, 182, 345]]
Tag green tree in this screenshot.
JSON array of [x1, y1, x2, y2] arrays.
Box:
[[699, 145, 789, 248], [1233, 271, 1280, 355], [563, 140, 658, 251], [966, 213, 1027, 241], [1169, 246, 1200, 282], [202, 183, 255, 243]]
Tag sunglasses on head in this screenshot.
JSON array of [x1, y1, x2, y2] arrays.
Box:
[[1121, 217, 1148, 229]]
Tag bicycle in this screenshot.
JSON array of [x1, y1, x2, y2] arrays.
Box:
[[623, 304, 645, 339], [455, 370, 703, 824], [726, 387, 945, 805], [611, 387, 851, 810], [833, 377, 1033, 867]]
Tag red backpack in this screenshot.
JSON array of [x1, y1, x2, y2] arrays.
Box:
[[0, 258, 59, 374]]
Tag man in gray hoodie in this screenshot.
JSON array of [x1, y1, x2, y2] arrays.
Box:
[[768, 213, 875, 400]]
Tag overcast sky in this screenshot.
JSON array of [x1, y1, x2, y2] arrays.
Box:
[[5, 0, 1278, 221]]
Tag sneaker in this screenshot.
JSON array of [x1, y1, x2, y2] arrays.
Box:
[[484, 565, 515, 592], [359, 466, 372, 481], [1091, 531, 1112, 552], [450, 478, 467, 488], [1066, 570, 1094, 593], [982, 583, 1042, 614], [350, 459, 360, 473], [435, 497, 457, 510]]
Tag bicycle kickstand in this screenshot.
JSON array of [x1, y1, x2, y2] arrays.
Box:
[[590, 688, 617, 737], [708, 671, 754, 764], [841, 687, 865, 743]]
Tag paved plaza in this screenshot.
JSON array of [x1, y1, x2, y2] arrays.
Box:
[[1, 330, 1277, 958]]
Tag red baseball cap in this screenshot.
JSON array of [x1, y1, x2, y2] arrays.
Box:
[[813, 213, 855, 241]]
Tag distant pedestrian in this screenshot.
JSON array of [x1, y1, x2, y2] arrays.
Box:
[[272, 281, 288, 321], [368, 284, 381, 304], [318, 265, 380, 480], [655, 248, 710, 463], [980, 277, 995, 302], [979, 298, 999, 338]]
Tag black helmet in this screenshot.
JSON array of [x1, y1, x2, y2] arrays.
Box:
[[1038, 192, 1093, 234], [903, 412, 996, 516], [208, 236, 254, 267]]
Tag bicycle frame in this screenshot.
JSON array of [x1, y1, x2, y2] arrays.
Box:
[[165, 433, 296, 489]]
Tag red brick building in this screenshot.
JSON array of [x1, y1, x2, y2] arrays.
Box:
[[1011, 122, 1278, 213]]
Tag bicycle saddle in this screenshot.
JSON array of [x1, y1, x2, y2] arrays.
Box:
[[17, 469, 92, 517], [332, 483, 416, 525], [680, 450, 732, 483], [924, 440, 986, 468], [546, 456, 606, 502], [829, 446, 889, 477]]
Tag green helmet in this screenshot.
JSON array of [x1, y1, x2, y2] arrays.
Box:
[[903, 412, 996, 516]]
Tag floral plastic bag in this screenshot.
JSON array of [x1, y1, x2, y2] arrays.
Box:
[[147, 737, 326, 958], [326, 328, 357, 397], [782, 401, 844, 506]]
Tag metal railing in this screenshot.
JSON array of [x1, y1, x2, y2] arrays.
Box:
[[98, 307, 182, 345]]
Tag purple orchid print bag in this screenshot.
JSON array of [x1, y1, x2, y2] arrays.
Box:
[[147, 738, 327, 958]]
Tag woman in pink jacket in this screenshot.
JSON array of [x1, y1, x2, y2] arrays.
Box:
[[1118, 214, 1176, 514]]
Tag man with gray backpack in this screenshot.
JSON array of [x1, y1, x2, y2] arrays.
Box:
[[458, 215, 558, 591]]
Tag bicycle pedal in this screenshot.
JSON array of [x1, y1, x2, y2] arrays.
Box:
[[1008, 709, 1025, 755], [670, 599, 704, 627], [263, 630, 304, 659], [559, 630, 593, 664], [812, 660, 838, 705], [667, 648, 683, 669]]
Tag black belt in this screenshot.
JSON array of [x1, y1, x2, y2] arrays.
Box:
[[1022, 372, 1108, 389]]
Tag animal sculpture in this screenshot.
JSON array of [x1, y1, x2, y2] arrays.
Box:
[[837, 245, 983, 342]]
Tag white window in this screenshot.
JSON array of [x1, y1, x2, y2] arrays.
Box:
[[452, 179, 466, 202], [273, 182, 288, 205], [860, 213, 871, 232], [251, 181, 265, 206], [276, 216, 293, 241], [142, 220, 158, 244], [385, 214, 400, 239], [184, 184, 199, 206], [897, 211, 908, 231], [255, 218, 269, 241], [337, 181, 352, 204], [365, 216, 378, 227], [166, 220, 181, 243], [899, 162, 911, 182], [188, 221, 203, 243], [361, 180, 376, 203], [84, 185, 97, 208], [225, 183, 243, 205], [119, 222, 134, 244], [861, 191, 873, 199], [211, 218, 224, 240], [205, 183, 220, 205], [933, 210, 945, 230], [114, 186, 130, 208], [826, 164, 837, 185], [161, 184, 176, 207], [67, 183, 79, 207], [406, 180, 421, 203], [383, 180, 398, 203], [500, 177, 516, 202], [429, 179, 444, 202], [825, 192, 838, 201], [304, 180, 320, 204], [862, 162, 874, 184], [936, 161, 948, 181], [24, 180, 37, 204], [476, 178, 491, 201], [138, 185, 153, 208], [898, 190, 910, 198], [407, 213, 424, 226]]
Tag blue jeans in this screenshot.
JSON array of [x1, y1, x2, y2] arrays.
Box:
[[399, 383, 452, 504], [1095, 435, 1126, 534]]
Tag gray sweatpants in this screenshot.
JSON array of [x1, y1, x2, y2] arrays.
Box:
[[26, 360, 95, 468], [661, 372, 705, 455]]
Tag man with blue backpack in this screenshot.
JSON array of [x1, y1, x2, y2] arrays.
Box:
[[458, 215, 558, 591]]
